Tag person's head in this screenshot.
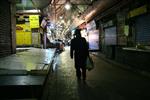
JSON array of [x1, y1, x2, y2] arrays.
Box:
[[74, 28, 81, 38]]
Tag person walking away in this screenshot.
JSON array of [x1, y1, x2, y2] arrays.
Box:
[[70, 28, 89, 81]]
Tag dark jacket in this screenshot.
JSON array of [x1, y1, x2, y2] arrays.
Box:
[[70, 36, 89, 67]]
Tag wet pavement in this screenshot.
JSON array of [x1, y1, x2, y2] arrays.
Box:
[[42, 46, 150, 100]]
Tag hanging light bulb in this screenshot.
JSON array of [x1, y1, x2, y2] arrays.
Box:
[[65, 1, 71, 10]]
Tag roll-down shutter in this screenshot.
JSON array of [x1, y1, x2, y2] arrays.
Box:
[[135, 14, 150, 45], [0, 0, 11, 57]]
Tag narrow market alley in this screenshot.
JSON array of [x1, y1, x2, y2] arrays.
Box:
[[0, 0, 150, 100], [42, 46, 150, 100]]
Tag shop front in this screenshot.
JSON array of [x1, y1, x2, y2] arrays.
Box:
[[95, 0, 150, 72]]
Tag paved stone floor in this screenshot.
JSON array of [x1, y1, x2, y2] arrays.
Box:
[[42, 47, 150, 100]]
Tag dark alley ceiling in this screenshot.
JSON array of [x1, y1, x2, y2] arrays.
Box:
[[16, 0, 93, 11], [16, 0, 95, 26], [16, 0, 123, 27], [16, 0, 51, 10], [44, 0, 94, 22]]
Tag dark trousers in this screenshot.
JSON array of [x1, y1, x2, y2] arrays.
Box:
[[75, 66, 86, 80]]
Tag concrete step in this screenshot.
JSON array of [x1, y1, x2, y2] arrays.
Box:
[[0, 75, 46, 99], [0, 70, 27, 75]]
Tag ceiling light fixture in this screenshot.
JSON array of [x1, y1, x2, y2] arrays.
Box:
[[65, 1, 72, 10]]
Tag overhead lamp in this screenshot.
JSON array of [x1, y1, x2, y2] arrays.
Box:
[[65, 1, 72, 10]]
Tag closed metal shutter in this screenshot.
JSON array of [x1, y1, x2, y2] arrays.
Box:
[[135, 14, 150, 45], [0, 0, 11, 57]]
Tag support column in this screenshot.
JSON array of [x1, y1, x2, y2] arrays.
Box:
[[10, 0, 16, 54]]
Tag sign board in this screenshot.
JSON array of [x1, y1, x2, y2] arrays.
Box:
[[88, 30, 99, 50], [86, 20, 96, 31], [128, 5, 147, 18], [29, 15, 39, 28], [124, 25, 129, 36]]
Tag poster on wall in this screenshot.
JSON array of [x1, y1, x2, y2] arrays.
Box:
[[86, 20, 96, 31], [29, 15, 39, 28], [104, 26, 116, 45], [88, 30, 99, 50]]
